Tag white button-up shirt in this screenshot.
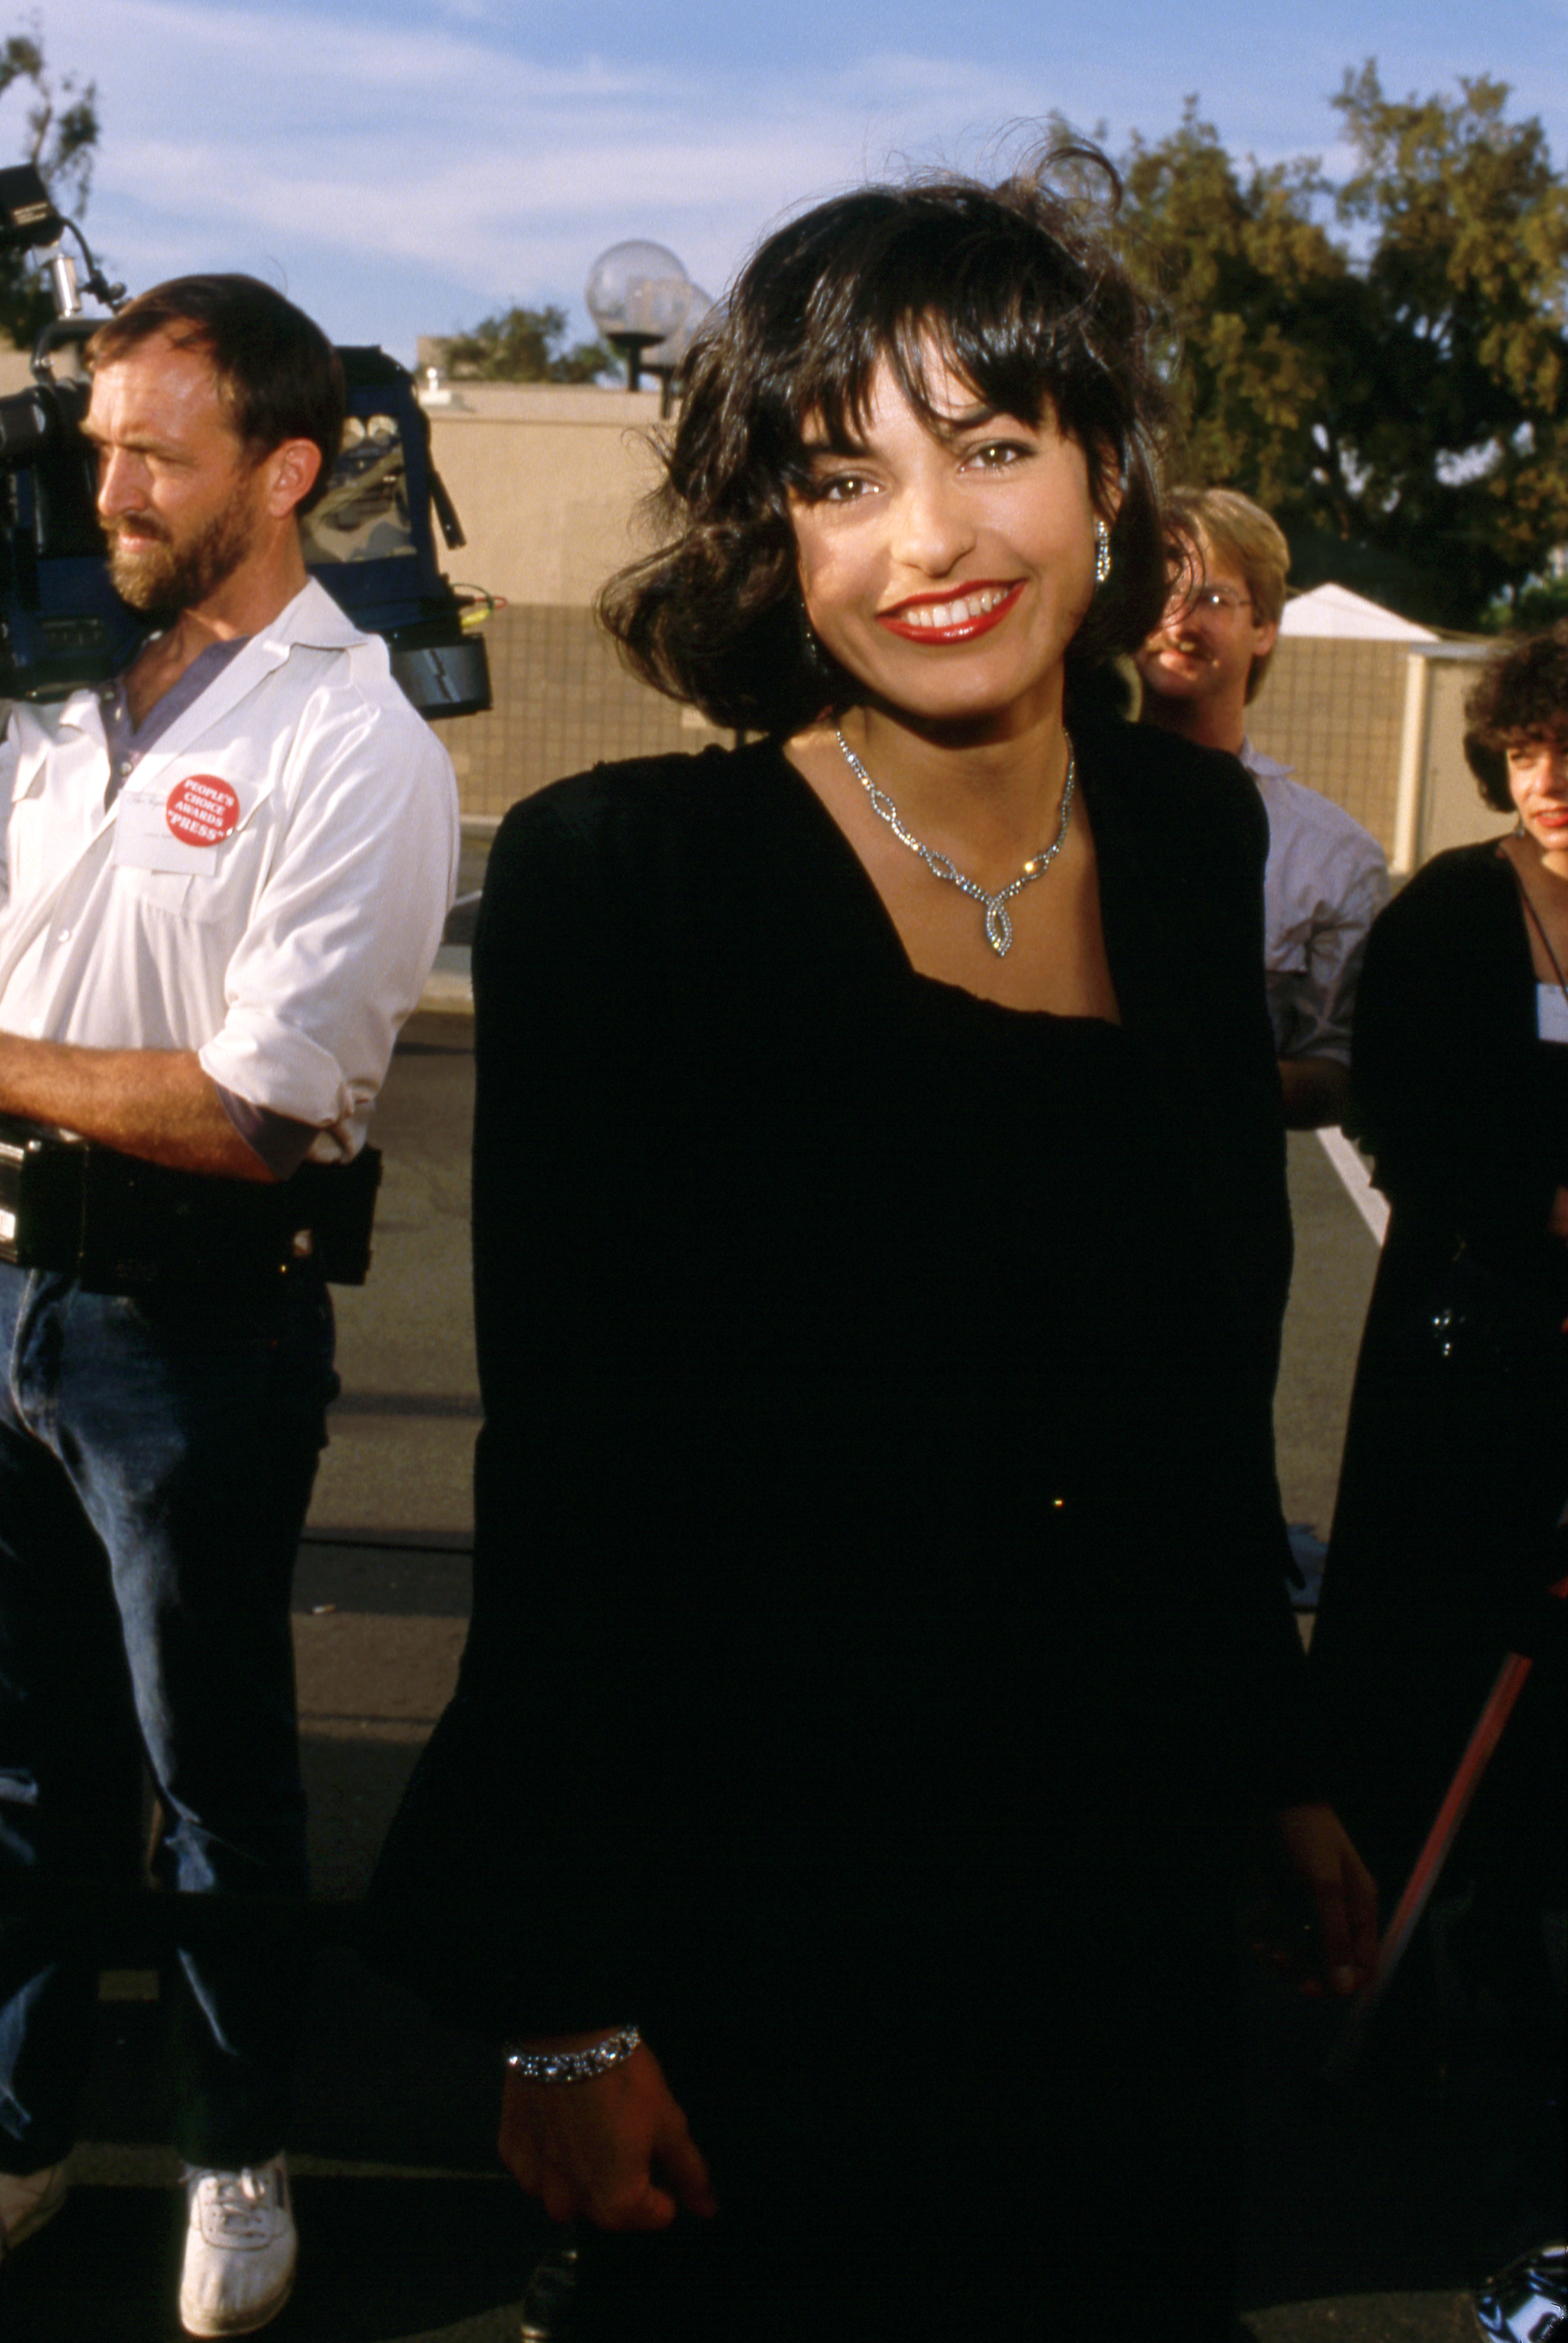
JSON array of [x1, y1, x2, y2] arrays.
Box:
[[0, 579, 460, 1159]]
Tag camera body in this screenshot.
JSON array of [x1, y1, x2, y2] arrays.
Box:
[[0, 166, 490, 718]]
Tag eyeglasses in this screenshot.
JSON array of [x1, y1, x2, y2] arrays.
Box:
[[1167, 584, 1253, 618]]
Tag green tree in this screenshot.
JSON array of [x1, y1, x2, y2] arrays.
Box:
[[1481, 568, 1568, 633], [441, 303, 613, 385], [1118, 102, 1349, 510], [0, 23, 100, 348], [1114, 68, 1568, 629]]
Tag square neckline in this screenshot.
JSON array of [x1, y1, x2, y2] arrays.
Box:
[[769, 736, 1124, 1028]]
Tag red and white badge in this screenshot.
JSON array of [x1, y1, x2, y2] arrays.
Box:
[[165, 774, 241, 848]]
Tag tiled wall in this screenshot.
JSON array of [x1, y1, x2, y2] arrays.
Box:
[[438, 608, 1443, 860], [1246, 638, 1412, 859], [431, 603, 728, 820]]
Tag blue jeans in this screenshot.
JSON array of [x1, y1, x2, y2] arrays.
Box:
[[0, 1259, 337, 2171]]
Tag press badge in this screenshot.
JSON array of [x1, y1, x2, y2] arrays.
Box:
[[111, 774, 243, 877], [1538, 985, 1568, 1045]]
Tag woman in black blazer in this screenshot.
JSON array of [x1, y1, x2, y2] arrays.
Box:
[[1314, 624, 1568, 1977], [366, 146, 1374, 2342]]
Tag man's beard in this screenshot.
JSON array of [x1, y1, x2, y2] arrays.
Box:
[[106, 487, 259, 618]]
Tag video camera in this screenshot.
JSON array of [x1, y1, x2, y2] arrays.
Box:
[[0, 165, 489, 719]]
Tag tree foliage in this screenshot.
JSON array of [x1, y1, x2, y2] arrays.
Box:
[[1113, 66, 1568, 628], [1481, 568, 1568, 634], [441, 304, 614, 385], [0, 21, 99, 348]]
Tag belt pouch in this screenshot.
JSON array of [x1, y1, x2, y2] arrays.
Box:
[[0, 1116, 87, 1268]]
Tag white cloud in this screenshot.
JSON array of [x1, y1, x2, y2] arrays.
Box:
[[62, 11, 1065, 338], [15, 0, 1563, 364]]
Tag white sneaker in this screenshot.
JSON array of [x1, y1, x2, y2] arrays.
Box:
[[0, 2161, 68, 2257], [178, 2154, 297, 2337]]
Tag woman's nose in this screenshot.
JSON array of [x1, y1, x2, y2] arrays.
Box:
[[892, 477, 976, 575]]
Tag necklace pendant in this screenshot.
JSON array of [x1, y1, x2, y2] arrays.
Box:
[[833, 726, 1073, 962]]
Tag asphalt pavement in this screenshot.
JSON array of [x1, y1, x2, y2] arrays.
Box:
[[1, 1005, 1559, 2342]]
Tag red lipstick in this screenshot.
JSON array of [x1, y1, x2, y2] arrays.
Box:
[[877, 581, 1023, 644]]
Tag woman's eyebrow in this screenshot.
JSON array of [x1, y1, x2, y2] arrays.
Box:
[[797, 404, 1011, 458], [923, 404, 1028, 448]]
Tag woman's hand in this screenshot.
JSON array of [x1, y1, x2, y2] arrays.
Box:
[[498, 2040, 717, 2231], [1258, 1802, 1380, 1998]]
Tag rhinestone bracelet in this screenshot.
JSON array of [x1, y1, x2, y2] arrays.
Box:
[[504, 2021, 641, 2085]]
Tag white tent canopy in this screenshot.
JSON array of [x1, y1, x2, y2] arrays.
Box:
[[1279, 582, 1438, 642]]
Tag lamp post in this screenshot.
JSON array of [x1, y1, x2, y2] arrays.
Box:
[[585, 241, 694, 392], [644, 283, 714, 417]]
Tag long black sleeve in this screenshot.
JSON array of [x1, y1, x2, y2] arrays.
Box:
[[1351, 845, 1562, 1263]]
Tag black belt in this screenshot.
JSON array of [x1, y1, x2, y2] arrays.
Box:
[[0, 1116, 382, 1291]]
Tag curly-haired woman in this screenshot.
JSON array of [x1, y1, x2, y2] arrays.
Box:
[[1313, 622, 1568, 2030]]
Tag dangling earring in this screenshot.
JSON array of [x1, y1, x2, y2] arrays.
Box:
[[1093, 519, 1111, 587]]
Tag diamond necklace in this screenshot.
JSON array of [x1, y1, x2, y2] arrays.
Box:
[[834, 728, 1075, 958]]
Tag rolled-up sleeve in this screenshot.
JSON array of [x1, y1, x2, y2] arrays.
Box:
[[198, 682, 458, 1155]]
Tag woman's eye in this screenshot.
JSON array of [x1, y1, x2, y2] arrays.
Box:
[[965, 440, 1028, 471], [811, 472, 872, 504]]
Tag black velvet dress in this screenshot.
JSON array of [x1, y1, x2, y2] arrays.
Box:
[[364, 722, 1312, 2339]]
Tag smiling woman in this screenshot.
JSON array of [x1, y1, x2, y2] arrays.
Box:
[[600, 159, 1166, 743], [597, 160, 1176, 1017], [790, 367, 1103, 735], [364, 144, 1375, 2343]]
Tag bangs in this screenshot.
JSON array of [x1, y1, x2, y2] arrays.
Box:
[[753, 179, 1131, 476]]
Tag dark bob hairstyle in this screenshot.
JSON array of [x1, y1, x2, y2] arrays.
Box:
[[599, 148, 1172, 737], [1463, 620, 1568, 811], [87, 275, 345, 517]]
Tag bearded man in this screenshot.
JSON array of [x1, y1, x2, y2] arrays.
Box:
[[0, 277, 458, 2334]]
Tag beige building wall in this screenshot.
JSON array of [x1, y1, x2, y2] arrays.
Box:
[[1403, 646, 1509, 868], [424, 384, 667, 608], [424, 385, 728, 815]]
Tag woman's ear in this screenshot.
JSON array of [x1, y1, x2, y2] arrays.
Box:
[[1092, 444, 1127, 530]]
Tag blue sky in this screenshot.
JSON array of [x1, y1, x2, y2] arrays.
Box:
[[12, 0, 1566, 367]]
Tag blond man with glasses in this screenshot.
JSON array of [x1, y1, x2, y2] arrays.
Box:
[[1136, 487, 1389, 1129]]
